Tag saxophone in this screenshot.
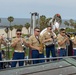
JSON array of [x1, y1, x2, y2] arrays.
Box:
[[36, 36, 44, 54], [39, 42, 44, 54]]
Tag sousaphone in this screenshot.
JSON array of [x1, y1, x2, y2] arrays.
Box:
[[40, 14, 62, 36]]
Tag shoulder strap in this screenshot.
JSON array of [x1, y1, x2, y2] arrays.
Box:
[[35, 36, 40, 44]]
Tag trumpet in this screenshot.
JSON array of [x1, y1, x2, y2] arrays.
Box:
[[0, 34, 11, 46], [64, 34, 70, 46], [0, 34, 8, 42]]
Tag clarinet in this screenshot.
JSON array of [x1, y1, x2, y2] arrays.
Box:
[[51, 36, 54, 44]]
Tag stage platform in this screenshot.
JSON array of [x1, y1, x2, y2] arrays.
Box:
[[0, 57, 76, 75]]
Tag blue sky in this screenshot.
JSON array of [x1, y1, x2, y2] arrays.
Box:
[[0, 0, 76, 19]]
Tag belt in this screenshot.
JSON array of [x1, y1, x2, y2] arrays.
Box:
[[58, 47, 66, 49], [31, 49, 38, 51], [14, 50, 24, 53], [60, 48, 66, 50], [73, 48, 76, 49], [46, 44, 54, 47]]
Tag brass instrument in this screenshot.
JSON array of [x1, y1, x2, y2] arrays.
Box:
[[64, 34, 70, 46], [35, 36, 44, 54], [0, 34, 10, 46], [70, 34, 75, 40], [71, 36, 75, 40], [45, 34, 56, 46], [39, 42, 44, 54]]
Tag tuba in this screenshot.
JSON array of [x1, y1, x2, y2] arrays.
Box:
[[49, 13, 62, 31], [51, 14, 62, 25], [40, 13, 62, 36]]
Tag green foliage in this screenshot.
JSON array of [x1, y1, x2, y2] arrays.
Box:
[[10, 26, 13, 31], [0, 18, 1, 23], [13, 24, 23, 30], [12, 36, 16, 38], [39, 15, 51, 31], [64, 21, 69, 26], [25, 23, 30, 29], [64, 19, 76, 28], [17, 25, 23, 30], [13, 25, 18, 29], [25, 23, 30, 34], [7, 16, 14, 23], [22, 34, 29, 36], [65, 28, 76, 32]]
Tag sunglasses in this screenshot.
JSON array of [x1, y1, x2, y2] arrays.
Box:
[[62, 32, 65, 33], [37, 31, 40, 32], [35, 30, 40, 32], [16, 33, 22, 35]]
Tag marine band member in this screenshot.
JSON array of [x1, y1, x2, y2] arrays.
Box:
[[66, 34, 73, 56], [0, 35, 6, 69], [57, 28, 69, 57], [42, 26, 56, 62], [29, 27, 44, 64], [72, 35, 76, 56], [11, 29, 28, 67]]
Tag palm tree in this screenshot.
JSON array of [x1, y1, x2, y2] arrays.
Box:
[[13, 25, 18, 29], [39, 15, 51, 30], [69, 19, 74, 24], [69, 19, 74, 27], [39, 15, 46, 30], [73, 23, 76, 28], [7, 16, 14, 26], [25, 23, 30, 34], [17, 25, 23, 31], [0, 18, 1, 23], [7, 16, 14, 38], [64, 21, 69, 27], [9, 26, 13, 40], [64, 19, 76, 29], [13, 24, 23, 31]]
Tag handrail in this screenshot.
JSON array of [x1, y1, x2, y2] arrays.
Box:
[[0, 56, 76, 63]]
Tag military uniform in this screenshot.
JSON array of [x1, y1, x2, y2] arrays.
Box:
[[11, 38, 26, 67], [72, 36, 76, 56], [29, 35, 44, 64], [0, 39, 6, 69], [42, 30, 56, 62], [57, 34, 67, 56]]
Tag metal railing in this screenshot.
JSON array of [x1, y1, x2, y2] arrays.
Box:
[[0, 56, 76, 63]]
